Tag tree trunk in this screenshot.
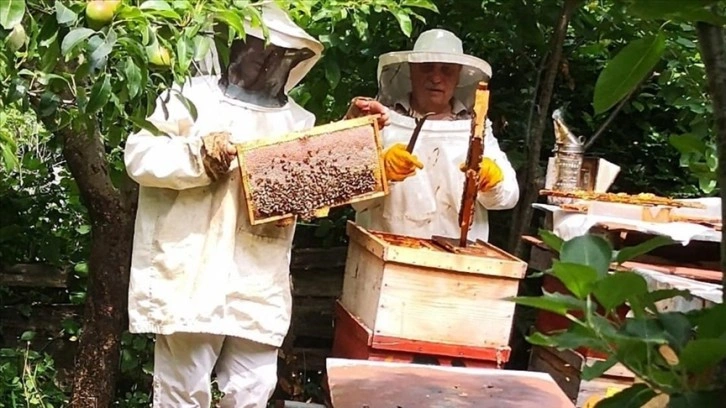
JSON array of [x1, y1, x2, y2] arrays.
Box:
[[506, 0, 582, 256], [57, 124, 138, 407], [696, 22, 726, 300]]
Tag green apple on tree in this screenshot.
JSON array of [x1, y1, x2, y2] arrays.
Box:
[[147, 42, 172, 68], [85, 0, 121, 30], [5, 24, 26, 51]]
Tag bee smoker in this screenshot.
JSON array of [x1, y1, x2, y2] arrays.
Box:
[[551, 109, 586, 195]]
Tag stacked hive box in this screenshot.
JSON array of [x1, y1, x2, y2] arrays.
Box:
[[528, 346, 635, 407], [332, 221, 528, 368]]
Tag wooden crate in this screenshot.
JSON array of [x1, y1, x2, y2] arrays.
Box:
[[528, 345, 635, 407], [331, 300, 508, 368], [340, 221, 528, 350], [236, 116, 388, 225]]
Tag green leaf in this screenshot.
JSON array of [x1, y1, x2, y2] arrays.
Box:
[[5, 77, 28, 105], [630, 0, 726, 26], [129, 117, 166, 136], [38, 91, 61, 117], [86, 75, 111, 114], [550, 261, 598, 299], [593, 272, 648, 311], [20, 330, 36, 341], [61, 27, 95, 55], [173, 92, 198, 122], [215, 10, 246, 38], [582, 355, 617, 381], [525, 331, 560, 347], [593, 34, 666, 114], [176, 36, 192, 71], [506, 291, 586, 316], [669, 133, 707, 155], [325, 59, 341, 89], [140, 0, 173, 11], [594, 383, 657, 408], [74, 262, 88, 276], [642, 289, 693, 309], [89, 27, 117, 69], [658, 312, 692, 350], [539, 229, 563, 252], [694, 304, 726, 339], [0, 0, 25, 30], [402, 0, 438, 12], [193, 35, 213, 60], [528, 325, 605, 350], [669, 391, 724, 408], [0, 143, 19, 171], [614, 236, 674, 264], [245, 5, 270, 42], [124, 58, 142, 99], [623, 318, 669, 344], [678, 338, 726, 372], [393, 10, 413, 37], [560, 234, 613, 277], [55, 0, 77, 25]]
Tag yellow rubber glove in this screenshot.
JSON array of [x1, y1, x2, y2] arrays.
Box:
[[459, 157, 504, 192], [383, 143, 424, 182], [477, 157, 503, 192]]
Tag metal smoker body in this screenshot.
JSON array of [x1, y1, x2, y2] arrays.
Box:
[[552, 109, 586, 193]]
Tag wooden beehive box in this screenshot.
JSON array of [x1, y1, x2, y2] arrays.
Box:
[[340, 221, 528, 349], [236, 116, 388, 225], [331, 299, 511, 368], [528, 345, 635, 407]]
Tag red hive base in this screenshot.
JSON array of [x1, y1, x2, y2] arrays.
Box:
[[331, 300, 510, 369]]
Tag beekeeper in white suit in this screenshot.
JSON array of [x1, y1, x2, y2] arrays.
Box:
[[123, 4, 391, 407], [349, 29, 519, 242]]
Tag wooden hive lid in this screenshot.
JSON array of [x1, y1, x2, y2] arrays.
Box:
[[346, 221, 527, 279]]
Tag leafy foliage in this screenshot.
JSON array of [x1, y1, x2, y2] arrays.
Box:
[[0, 0, 435, 405], [509, 232, 726, 407], [0, 0, 724, 405], [589, 0, 726, 194]]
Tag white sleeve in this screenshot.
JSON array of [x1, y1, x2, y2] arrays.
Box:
[[123, 87, 213, 190], [477, 121, 520, 210]]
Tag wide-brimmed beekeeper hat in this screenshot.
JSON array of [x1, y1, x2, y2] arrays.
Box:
[[195, 3, 323, 93], [376, 29, 492, 110]]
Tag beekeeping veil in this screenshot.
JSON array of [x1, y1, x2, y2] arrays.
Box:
[[194, 3, 323, 105], [376, 29, 492, 111]]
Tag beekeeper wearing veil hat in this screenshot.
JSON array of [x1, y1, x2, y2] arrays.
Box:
[[123, 3, 391, 407], [349, 28, 520, 242]]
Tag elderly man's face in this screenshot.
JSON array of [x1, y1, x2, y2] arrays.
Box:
[[409, 62, 462, 113]]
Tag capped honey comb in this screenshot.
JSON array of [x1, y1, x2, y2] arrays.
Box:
[[236, 116, 388, 225]]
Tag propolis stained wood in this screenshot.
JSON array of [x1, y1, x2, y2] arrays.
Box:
[[236, 116, 388, 225], [339, 221, 528, 349]]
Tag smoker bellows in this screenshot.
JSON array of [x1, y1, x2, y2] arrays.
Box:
[[236, 116, 388, 225]]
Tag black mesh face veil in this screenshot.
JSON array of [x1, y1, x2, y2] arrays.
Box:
[[220, 35, 315, 105]]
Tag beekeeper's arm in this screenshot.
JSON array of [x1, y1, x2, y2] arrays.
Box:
[[124, 88, 234, 190], [347, 98, 421, 212], [476, 124, 519, 210]]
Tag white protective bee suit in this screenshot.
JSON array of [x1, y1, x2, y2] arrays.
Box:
[[353, 29, 519, 242], [123, 5, 322, 407]]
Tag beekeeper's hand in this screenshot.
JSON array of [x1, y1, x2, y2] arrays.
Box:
[[201, 131, 237, 181], [477, 158, 503, 192], [383, 143, 423, 182], [344, 97, 391, 129], [458, 157, 503, 192]]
